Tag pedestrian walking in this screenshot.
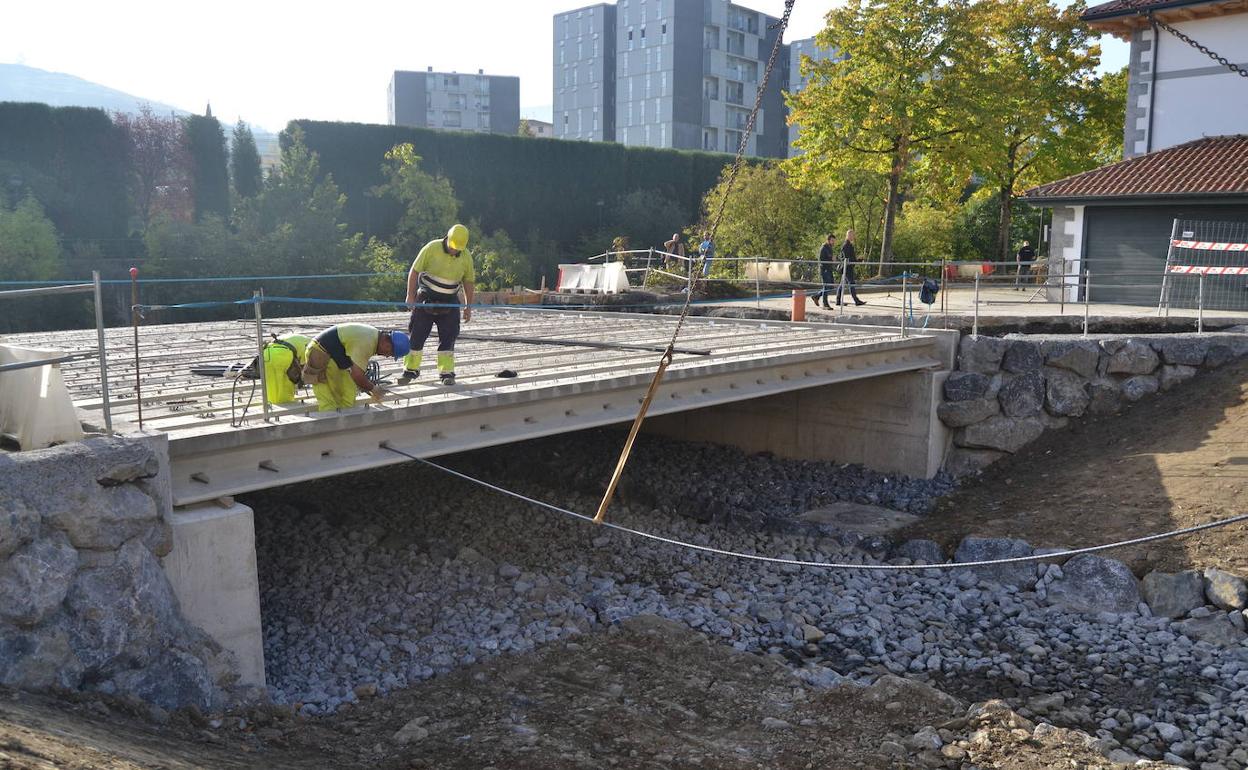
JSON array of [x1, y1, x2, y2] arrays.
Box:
[[810, 233, 838, 309], [836, 229, 866, 306], [1015, 240, 1036, 289]]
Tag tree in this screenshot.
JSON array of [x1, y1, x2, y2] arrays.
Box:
[[518, 119, 536, 138], [698, 163, 821, 263], [113, 104, 190, 229], [0, 195, 61, 281], [787, 0, 983, 272], [471, 223, 534, 290], [231, 120, 263, 199], [184, 111, 231, 222], [958, 0, 1108, 261], [369, 143, 459, 257], [609, 189, 687, 251]]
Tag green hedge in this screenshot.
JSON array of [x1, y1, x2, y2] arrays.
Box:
[[0, 102, 130, 243], [288, 120, 735, 251]]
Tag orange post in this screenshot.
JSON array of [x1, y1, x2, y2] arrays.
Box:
[[791, 289, 805, 322]]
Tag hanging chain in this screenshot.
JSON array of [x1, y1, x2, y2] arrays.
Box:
[[1149, 13, 1248, 79]]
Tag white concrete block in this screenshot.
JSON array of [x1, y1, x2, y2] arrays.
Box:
[[162, 501, 265, 687]]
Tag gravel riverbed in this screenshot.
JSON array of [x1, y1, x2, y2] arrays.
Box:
[[250, 432, 1248, 770]]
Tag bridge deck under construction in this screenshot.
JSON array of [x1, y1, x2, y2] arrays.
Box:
[[6, 309, 949, 505]]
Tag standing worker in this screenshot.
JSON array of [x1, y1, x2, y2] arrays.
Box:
[[810, 233, 838, 309], [836, 228, 866, 307], [301, 323, 409, 411], [260, 332, 312, 405], [400, 223, 475, 386], [1015, 240, 1036, 289]]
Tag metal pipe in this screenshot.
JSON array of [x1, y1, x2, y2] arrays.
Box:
[[0, 351, 97, 373], [1198, 272, 1205, 333], [940, 258, 947, 328], [92, 271, 113, 434], [901, 272, 908, 338], [754, 256, 761, 309], [0, 283, 93, 299], [130, 267, 143, 430], [254, 290, 270, 420], [973, 273, 980, 337], [1083, 270, 1091, 337]]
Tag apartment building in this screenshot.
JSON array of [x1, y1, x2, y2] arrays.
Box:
[[388, 68, 520, 135], [553, 0, 790, 158], [786, 36, 841, 156]]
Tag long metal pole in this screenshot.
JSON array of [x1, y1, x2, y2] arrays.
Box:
[[129, 267, 143, 431], [1159, 218, 1179, 316], [901, 272, 908, 338], [754, 256, 761, 309], [1198, 273, 1205, 334], [1083, 269, 1091, 337], [254, 290, 271, 420], [972, 272, 980, 337], [940, 258, 947, 328], [92, 271, 113, 435]]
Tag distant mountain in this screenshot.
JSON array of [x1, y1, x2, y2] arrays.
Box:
[[0, 63, 281, 165], [0, 63, 189, 117]]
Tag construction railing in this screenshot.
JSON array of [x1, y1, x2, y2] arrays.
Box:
[[0, 271, 113, 435]]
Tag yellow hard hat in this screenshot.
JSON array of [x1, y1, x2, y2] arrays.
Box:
[[446, 223, 469, 251]]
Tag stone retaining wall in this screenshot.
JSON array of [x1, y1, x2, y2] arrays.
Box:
[[941, 333, 1248, 476], [0, 435, 237, 710]]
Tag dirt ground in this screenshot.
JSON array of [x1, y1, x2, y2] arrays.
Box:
[[0, 617, 1163, 770], [902, 356, 1248, 576]]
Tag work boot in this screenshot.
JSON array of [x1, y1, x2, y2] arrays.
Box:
[[398, 369, 419, 384], [439, 371, 456, 386], [822, 301, 831, 309], [854, 300, 867, 306]]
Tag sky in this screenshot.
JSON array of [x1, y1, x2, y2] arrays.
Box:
[[1, 0, 1128, 133]]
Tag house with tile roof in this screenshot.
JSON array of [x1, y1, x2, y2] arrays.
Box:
[[1023, 0, 1248, 306]]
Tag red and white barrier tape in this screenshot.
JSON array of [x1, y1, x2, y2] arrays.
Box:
[[1167, 265, 1248, 275], [1171, 239, 1248, 252]]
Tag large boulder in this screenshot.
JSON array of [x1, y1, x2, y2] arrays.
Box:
[[1044, 369, 1091, 417], [937, 397, 999, 428], [1104, 339, 1160, 375], [1204, 344, 1235, 368], [1158, 364, 1197, 391], [43, 483, 163, 553], [998, 371, 1046, 419], [1045, 555, 1141, 615], [0, 532, 79, 628], [1043, 340, 1101, 378], [861, 674, 964, 715], [943, 448, 1006, 477], [1120, 375, 1160, 403], [944, 371, 995, 402], [0, 495, 40, 560], [0, 623, 83, 690], [1204, 568, 1248, 611], [109, 648, 218, 711], [958, 415, 1045, 453], [958, 336, 1009, 374], [1002, 342, 1044, 374], [1175, 615, 1247, 647], [953, 537, 1035, 587], [64, 539, 186, 675], [1141, 570, 1207, 618], [1086, 381, 1123, 416], [1150, 337, 1209, 367], [892, 539, 946, 565]]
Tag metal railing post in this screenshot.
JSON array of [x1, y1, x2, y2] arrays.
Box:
[[254, 290, 271, 420], [645, 247, 654, 287], [901, 272, 908, 338], [1059, 260, 1066, 315], [940, 258, 947, 329], [837, 259, 847, 320], [972, 272, 980, 337], [1082, 270, 1091, 337], [92, 271, 113, 435], [1198, 273, 1205, 333], [129, 267, 143, 431], [754, 256, 761, 309]]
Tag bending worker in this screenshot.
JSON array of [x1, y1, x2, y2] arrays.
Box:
[[261, 332, 312, 405], [400, 223, 475, 386], [301, 323, 410, 411]]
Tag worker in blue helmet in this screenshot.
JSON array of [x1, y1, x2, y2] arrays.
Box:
[[300, 323, 410, 411]]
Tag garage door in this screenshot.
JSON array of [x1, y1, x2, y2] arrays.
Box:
[[1084, 204, 1248, 308]]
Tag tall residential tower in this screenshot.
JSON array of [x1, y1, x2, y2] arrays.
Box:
[[389, 69, 520, 135]]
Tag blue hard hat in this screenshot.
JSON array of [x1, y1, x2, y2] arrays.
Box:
[[388, 331, 410, 359]]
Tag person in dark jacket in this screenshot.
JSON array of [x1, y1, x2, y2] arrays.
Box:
[[810, 233, 838, 308], [836, 228, 866, 306], [1015, 240, 1036, 289]]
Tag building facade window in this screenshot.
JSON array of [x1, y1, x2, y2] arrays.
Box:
[[703, 77, 719, 100]]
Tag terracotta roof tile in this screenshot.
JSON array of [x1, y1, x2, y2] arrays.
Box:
[[1083, 0, 1210, 20], [1024, 136, 1248, 201]]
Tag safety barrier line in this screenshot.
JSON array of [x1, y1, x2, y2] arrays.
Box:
[[380, 445, 1248, 571], [0, 272, 406, 287]]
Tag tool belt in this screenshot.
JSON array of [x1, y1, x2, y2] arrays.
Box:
[[301, 345, 331, 385], [416, 287, 457, 316]]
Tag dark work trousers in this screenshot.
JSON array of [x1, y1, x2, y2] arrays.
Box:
[[408, 307, 460, 365], [813, 265, 835, 305], [836, 264, 862, 305]]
